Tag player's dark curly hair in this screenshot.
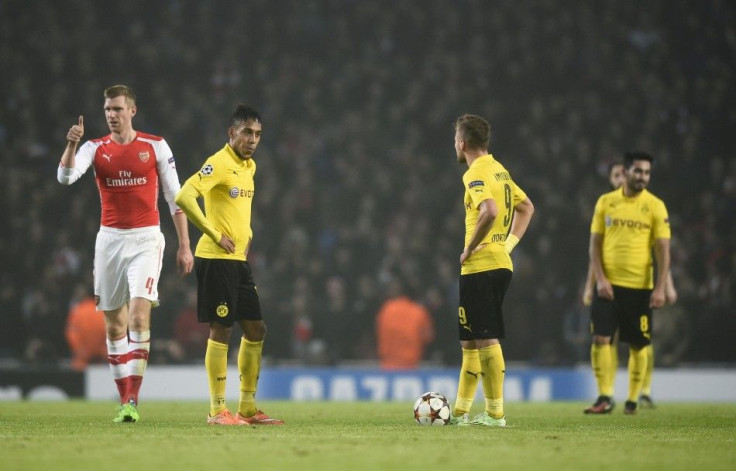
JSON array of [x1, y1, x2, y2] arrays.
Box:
[[231, 104, 262, 128], [624, 151, 654, 168]]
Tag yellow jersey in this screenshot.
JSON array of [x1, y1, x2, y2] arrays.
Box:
[[590, 187, 670, 289], [176, 144, 256, 261], [461, 154, 528, 275]]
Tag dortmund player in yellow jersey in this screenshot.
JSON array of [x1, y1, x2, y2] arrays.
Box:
[[449, 114, 534, 426], [175, 104, 283, 426], [585, 151, 671, 415], [582, 162, 677, 409]]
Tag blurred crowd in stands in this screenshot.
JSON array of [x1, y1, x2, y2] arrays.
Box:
[[1, 0, 734, 369]]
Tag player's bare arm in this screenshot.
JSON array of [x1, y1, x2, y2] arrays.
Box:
[[60, 115, 84, 168], [582, 262, 596, 306], [461, 198, 497, 265], [589, 233, 614, 300], [172, 211, 194, 276], [665, 271, 678, 305], [650, 238, 671, 308], [506, 197, 534, 253]]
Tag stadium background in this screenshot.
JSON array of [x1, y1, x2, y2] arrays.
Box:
[[1, 0, 734, 380]]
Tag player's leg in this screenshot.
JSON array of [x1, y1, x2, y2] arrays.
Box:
[[125, 230, 165, 409], [234, 262, 283, 425], [103, 306, 130, 404], [608, 331, 619, 396], [460, 269, 510, 426], [207, 322, 233, 421], [618, 288, 652, 415], [453, 278, 482, 424], [477, 339, 506, 423], [451, 345, 480, 424], [94, 229, 132, 410], [204, 323, 244, 426], [125, 297, 152, 407], [639, 345, 655, 407], [585, 294, 617, 413], [625, 345, 647, 414], [195, 257, 239, 422]]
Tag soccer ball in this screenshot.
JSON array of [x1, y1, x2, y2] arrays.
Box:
[[413, 391, 451, 426]]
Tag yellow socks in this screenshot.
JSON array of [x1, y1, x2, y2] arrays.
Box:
[[591, 343, 614, 397], [205, 339, 229, 416], [237, 337, 263, 418], [627, 346, 648, 402], [641, 345, 654, 396], [607, 342, 618, 396], [478, 344, 505, 419], [453, 348, 480, 416]]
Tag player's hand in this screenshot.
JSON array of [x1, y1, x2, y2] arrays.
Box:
[[665, 285, 678, 305], [219, 234, 236, 254], [67, 115, 84, 142], [596, 278, 614, 301], [459, 247, 472, 265], [176, 245, 194, 277], [582, 288, 593, 307], [650, 287, 666, 308]]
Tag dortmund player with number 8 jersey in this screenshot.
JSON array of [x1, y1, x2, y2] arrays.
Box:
[[450, 114, 535, 427], [585, 151, 671, 415]]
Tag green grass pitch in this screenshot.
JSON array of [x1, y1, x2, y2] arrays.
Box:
[[1, 401, 735, 471]]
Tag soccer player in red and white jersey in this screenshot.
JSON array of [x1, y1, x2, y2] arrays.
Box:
[[58, 85, 193, 423]]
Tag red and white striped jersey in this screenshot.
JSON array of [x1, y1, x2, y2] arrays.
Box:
[[58, 132, 182, 229]]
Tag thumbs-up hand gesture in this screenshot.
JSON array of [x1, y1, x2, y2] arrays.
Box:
[[67, 116, 84, 143]]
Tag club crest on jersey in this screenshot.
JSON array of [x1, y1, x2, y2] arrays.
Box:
[[200, 164, 214, 176], [138, 151, 150, 163], [468, 180, 484, 189], [216, 303, 229, 318]]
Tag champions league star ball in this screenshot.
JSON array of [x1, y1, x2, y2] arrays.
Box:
[[413, 392, 451, 426]]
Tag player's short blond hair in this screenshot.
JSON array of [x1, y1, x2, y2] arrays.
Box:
[[455, 114, 490, 150], [104, 85, 136, 107]]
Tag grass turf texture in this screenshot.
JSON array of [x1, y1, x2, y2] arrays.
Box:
[[1, 401, 735, 471]]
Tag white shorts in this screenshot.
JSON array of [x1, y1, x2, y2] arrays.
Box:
[[94, 226, 165, 311]]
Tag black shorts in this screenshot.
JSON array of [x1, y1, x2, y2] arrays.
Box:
[[195, 258, 262, 326], [591, 285, 651, 347], [458, 269, 512, 341]]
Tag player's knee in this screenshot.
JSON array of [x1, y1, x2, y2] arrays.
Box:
[[243, 320, 266, 342], [209, 322, 233, 344]]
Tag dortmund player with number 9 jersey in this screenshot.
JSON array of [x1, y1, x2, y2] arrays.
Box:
[[450, 114, 535, 427]]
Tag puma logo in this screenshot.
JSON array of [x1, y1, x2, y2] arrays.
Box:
[[465, 370, 480, 379]]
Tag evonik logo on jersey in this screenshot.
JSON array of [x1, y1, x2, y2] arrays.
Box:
[[605, 216, 651, 230], [229, 187, 254, 198]]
